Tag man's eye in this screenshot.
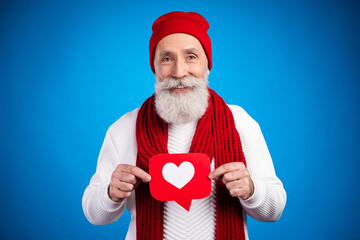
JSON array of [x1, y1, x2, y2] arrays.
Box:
[[187, 55, 197, 60], [162, 57, 171, 62]]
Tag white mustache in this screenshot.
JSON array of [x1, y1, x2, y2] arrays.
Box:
[[156, 76, 200, 91]]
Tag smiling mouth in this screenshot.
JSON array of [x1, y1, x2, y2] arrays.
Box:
[[171, 85, 191, 93]]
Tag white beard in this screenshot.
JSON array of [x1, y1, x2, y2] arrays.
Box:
[[155, 75, 209, 124]]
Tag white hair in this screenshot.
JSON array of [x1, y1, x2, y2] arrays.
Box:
[[154, 74, 209, 124]]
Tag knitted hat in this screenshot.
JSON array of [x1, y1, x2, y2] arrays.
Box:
[[149, 11, 212, 73]]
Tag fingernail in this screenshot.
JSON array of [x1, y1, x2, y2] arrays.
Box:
[[146, 175, 151, 182]]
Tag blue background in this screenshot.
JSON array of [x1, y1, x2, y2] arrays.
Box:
[[1, 0, 359, 239]]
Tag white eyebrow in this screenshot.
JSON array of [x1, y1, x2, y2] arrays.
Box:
[[184, 48, 200, 54], [159, 51, 173, 57]]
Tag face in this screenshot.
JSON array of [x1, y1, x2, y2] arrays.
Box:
[[153, 33, 209, 90], [154, 73, 209, 124], [153, 33, 210, 124]]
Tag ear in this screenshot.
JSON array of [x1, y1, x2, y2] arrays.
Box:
[[154, 68, 160, 81], [153, 58, 160, 81]]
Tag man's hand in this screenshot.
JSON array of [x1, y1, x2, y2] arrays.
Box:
[[109, 164, 151, 203], [208, 162, 254, 200]]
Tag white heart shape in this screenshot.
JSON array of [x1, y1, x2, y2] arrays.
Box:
[[162, 162, 195, 189]]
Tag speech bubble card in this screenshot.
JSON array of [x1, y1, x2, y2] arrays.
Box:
[[149, 153, 211, 211]]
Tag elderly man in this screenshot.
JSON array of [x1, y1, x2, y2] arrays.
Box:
[[82, 11, 286, 240]]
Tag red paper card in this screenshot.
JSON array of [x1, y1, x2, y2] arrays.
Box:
[[149, 153, 211, 211]]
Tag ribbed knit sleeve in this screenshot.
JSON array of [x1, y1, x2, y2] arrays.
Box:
[[82, 109, 139, 226], [82, 131, 126, 225], [228, 105, 286, 222]]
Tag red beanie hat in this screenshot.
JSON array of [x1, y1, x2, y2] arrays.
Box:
[[149, 11, 212, 73]]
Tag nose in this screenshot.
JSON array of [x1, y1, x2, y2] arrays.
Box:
[[172, 60, 188, 79]]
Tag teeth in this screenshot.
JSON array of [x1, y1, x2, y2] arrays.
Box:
[[176, 85, 186, 89]]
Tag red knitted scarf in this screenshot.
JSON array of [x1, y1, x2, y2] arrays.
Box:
[[135, 88, 246, 239]]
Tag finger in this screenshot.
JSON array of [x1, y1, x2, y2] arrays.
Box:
[[112, 171, 137, 185], [225, 179, 242, 190], [222, 171, 241, 184], [229, 188, 253, 200], [131, 166, 152, 182], [227, 180, 254, 200], [229, 188, 244, 198], [222, 168, 250, 184], [209, 162, 244, 180], [111, 179, 134, 192], [225, 179, 250, 191], [118, 164, 151, 182], [110, 187, 132, 201]]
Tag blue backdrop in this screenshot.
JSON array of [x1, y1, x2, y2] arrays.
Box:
[[1, 0, 359, 239]]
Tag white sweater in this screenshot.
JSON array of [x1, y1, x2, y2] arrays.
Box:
[[82, 105, 286, 240]]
